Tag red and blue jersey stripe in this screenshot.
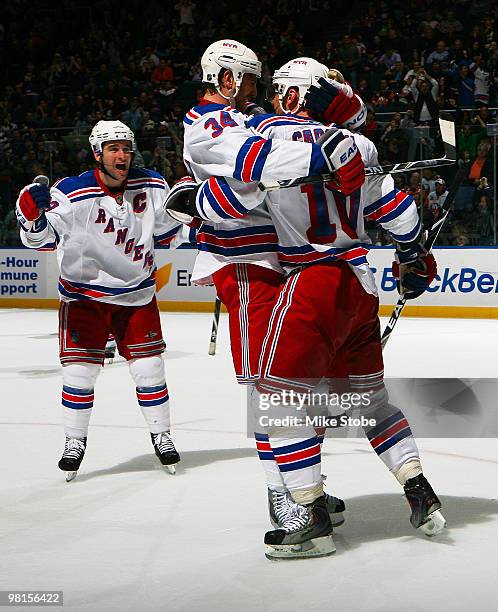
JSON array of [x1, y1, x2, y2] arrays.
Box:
[[154, 226, 180, 247], [58, 273, 156, 301], [255, 433, 274, 461], [389, 219, 422, 243], [272, 436, 321, 472], [278, 243, 369, 267], [364, 189, 414, 224], [136, 384, 169, 407], [247, 113, 321, 134], [197, 177, 251, 220], [197, 224, 278, 257], [62, 386, 94, 410], [233, 136, 273, 182], [367, 410, 413, 456]]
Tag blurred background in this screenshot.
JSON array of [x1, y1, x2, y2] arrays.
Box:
[[0, 0, 496, 247]]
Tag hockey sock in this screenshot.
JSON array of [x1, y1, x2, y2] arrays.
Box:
[[129, 356, 171, 434], [348, 374, 420, 474], [315, 426, 326, 446], [364, 405, 420, 473], [61, 363, 99, 438], [268, 428, 323, 493], [254, 433, 286, 490], [62, 386, 94, 439], [136, 383, 170, 433]]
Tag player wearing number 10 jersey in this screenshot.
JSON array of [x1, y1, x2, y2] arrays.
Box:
[[251, 59, 444, 557]]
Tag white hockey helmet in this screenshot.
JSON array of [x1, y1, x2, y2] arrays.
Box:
[[89, 120, 136, 155], [201, 39, 261, 96], [272, 57, 329, 113]]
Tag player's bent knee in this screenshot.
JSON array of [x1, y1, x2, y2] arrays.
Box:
[[128, 355, 165, 387], [62, 362, 100, 389]]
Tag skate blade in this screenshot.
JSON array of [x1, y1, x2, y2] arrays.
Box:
[[164, 464, 177, 475], [419, 510, 446, 537], [330, 511, 345, 527], [65, 471, 77, 482], [265, 535, 336, 560]]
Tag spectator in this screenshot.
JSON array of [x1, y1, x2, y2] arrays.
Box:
[[468, 140, 494, 187], [472, 105, 495, 131], [405, 171, 422, 209], [437, 11, 463, 39], [337, 34, 361, 87], [151, 59, 174, 85], [428, 178, 448, 209], [426, 41, 450, 71], [362, 108, 378, 141], [378, 47, 402, 70], [457, 124, 481, 159], [410, 69, 439, 124], [473, 58, 492, 105], [450, 64, 475, 108], [175, 1, 196, 26], [472, 195, 494, 244]]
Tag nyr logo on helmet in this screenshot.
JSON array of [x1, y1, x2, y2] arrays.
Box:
[[223, 42, 238, 48]]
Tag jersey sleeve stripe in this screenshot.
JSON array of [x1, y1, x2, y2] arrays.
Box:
[[309, 144, 326, 175], [234, 137, 272, 182], [256, 116, 314, 133], [251, 139, 273, 181], [389, 219, 422, 243], [363, 189, 413, 222], [154, 226, 181, 246], [202, 177, 249, 219]]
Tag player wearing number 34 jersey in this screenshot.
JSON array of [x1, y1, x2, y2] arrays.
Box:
[[170, 55, 444, 558]]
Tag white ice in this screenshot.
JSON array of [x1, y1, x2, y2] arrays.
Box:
[[1, 310, 497, 612]]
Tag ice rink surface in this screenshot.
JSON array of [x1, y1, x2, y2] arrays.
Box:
[[1, 309, 497, 612]]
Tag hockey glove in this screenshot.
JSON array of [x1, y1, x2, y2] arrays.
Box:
[[392, 240, 437, 299], [17, 183, 51, 222], [164, 177, 201, 227], [318, 129, 365, 195], [304, 77, 364, 128]]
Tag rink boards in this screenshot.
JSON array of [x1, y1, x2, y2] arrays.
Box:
[[0, 246, 497, 318]]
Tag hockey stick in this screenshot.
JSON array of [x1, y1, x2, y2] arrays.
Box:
[[380, 160, 470, 349], [259, 158, 455, 191], [259, 118, 457, 192], [208, 297, 222, 355]]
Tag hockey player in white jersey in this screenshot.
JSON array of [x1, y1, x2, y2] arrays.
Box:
[[173, 40, 366, 532], [168, 58, 444, 558], [16, 120, 183, 480]]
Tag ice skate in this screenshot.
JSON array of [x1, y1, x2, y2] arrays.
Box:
[[104, 337, 117, 364], [404, 474, 446, 536], [151, 431, 180, 474], [264, 495, 335, 560], [268, 489, 345, 529], [268, 489, 297, 528], [325, 493, 346, 526], [321, 474, 346, 526], [58, 436, 86, 482]]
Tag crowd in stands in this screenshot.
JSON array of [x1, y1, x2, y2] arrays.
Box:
[[0, 0, 496, 246]]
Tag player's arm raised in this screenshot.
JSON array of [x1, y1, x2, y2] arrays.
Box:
[[16, 181, 63, 251]]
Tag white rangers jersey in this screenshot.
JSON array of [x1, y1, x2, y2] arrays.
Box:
[[18, 167, 181, 306], [193, 113, 421, 296], [182, 101, 327, 284]]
